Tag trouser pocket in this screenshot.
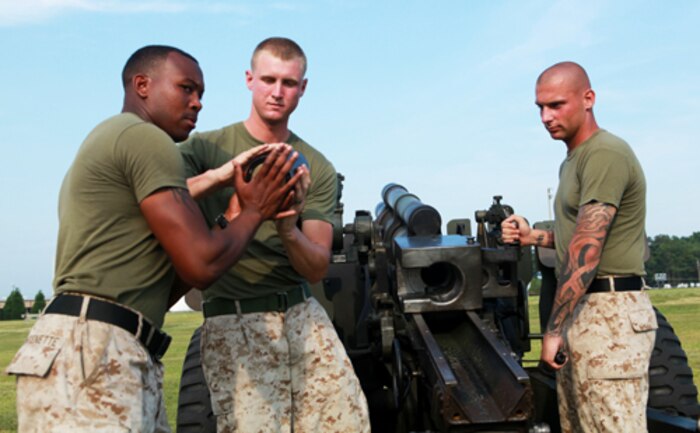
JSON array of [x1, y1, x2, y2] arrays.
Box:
[[6, 318, 64, 378]]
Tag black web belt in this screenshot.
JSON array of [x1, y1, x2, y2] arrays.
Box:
[[203, 285, 311, 317], [587, 276, 644, 294], [44, 294, 171, 360]]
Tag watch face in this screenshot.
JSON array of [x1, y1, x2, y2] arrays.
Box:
[[216, 213, 228, 229]]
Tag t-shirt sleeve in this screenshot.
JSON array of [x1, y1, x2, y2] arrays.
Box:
[[302, 159, 338, 225], [179, 133, 208, 178], [117, 123, 188, 203], [179, 131, 233, 178], [578, 147, 630, 208]]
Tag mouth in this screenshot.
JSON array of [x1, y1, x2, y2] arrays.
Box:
[[183, 116, 197, 129]]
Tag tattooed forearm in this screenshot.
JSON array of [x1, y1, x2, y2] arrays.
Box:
[[535, 230, 554, 248], [545, 202, 617, 335]]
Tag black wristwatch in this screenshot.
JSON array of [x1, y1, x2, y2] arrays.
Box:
[[215, 213, 229, 229]]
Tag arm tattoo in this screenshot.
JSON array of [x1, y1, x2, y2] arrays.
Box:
[[536, 233, 546, 246], [535, 230, 554, 248], [546, 202, 617, 335]]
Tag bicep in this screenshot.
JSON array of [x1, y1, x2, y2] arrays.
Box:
[[579, 150, 629, 208], [569, 201, 617, 264], [140, 187, 212, 270], [574, 201, 617, 236]]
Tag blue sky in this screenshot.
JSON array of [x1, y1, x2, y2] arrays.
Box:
[[1, 0, 699, 300]]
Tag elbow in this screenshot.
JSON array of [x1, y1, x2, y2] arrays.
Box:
[[305, 261, 330, 284], [306, 273, 325, 285], [178, 274, 214, 291], [175, 264, 221, 290], [166, 237, 232, 289]]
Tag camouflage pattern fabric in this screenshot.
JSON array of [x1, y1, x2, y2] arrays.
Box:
[[201, 297, 370, 433], [6, 312, 169, 432], [557, 290, 657, 433]]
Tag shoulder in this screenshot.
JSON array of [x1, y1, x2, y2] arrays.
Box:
[[288, 132, 336, 175], [588, 130, 633, 154], [183, 122, 239, 147], [578, 130, 636, 165], [105, 113, 172, 145], [122, 122, 175, 155], [114, 112, 167, 135], [84, 113, 174, 158]]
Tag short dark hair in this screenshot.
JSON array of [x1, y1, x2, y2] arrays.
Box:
[[251, 37, 307, 76], [122, 45, 198, 88]]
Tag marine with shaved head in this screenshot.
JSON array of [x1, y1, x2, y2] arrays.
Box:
[[502, 61, 656, 432]]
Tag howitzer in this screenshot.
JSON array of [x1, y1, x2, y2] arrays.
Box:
[[324, 183, 536, 432], [177, 179, 700, 433]]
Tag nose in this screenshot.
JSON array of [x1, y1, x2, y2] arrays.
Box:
[[271, 81, 283, 98], [540, 107, 553, 124], [190, 93, 203, 112]]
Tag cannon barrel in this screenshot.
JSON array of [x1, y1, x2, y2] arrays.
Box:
[[381, 183, 441, 236]]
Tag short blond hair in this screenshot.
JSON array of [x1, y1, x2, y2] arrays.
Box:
[[251, 37, 307, 76]]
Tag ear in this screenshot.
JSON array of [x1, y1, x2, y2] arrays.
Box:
[[583, 88, 595, 111], [299, 78, 308, 97], [133, 73, 151, 99], [245, 70, 254, 90]]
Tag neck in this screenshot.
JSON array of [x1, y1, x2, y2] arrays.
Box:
[[122, 100, 148, 122], [565, 121, 600, 153], [244, 113, 290, 143]]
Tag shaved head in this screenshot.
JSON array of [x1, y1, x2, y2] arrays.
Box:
[[535, 61, 598, 150], [537, 61, 591, 94]]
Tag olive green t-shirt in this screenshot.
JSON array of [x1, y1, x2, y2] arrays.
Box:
[[179, 122, 337, 300], [554, 129, 647, 276], [54, 113, 188, 327]]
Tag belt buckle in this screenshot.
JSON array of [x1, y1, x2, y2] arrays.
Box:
[[155, 333, 172, 360], [276, 292, 288, 312], [141, 320, 156, 348], [606, 275, 616, 291]]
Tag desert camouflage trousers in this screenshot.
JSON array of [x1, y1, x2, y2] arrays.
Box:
[[6, 313, 169, 433], [200, 297, 371, 433], [557, 290, 657, 433]]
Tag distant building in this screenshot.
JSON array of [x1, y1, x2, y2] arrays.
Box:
[[0, 299, 36, 316]]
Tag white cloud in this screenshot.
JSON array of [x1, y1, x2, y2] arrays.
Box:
[[0, 0, 251, 26]]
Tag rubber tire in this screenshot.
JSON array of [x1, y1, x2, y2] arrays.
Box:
[[176, 327, 216, 433], [648, 307, 700, 417]]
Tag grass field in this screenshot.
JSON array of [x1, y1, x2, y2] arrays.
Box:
[[1, 288, 699, 432]]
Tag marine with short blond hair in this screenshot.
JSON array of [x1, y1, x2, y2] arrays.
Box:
[[180, 37, 370, 433]]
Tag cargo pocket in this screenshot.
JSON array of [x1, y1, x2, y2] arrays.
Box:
[[587, 351, 650, 380], [5, 333, 64, 378], [629, 305, 658, 333], [586, 304, 656, 380]]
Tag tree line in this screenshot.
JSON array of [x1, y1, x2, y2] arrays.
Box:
[[646, 232, 700, 286], [1, 288, 46, 320]]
